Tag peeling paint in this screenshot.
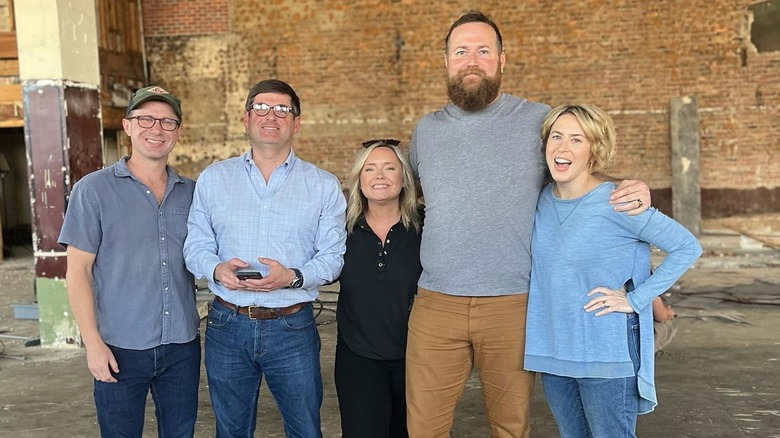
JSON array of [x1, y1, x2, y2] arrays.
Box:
[[34, 251, 67, 257], [681, 156, 691, 173]]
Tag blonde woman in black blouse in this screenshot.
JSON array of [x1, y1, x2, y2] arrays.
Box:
[[335, 139, 422, 438]]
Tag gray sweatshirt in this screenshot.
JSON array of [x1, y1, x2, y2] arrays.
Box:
[[410, 93, 550, 296]]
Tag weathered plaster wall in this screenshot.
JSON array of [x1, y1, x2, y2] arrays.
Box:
[[16, 0, 100, 84], [142, 0, 780, 217]]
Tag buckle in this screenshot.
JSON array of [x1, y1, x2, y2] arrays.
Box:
[[247, 306, 276, 320]]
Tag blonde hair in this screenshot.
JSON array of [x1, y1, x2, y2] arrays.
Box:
[[540, 103, 616, 173], [345, 143, 421, 234]]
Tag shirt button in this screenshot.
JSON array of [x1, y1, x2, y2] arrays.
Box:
[[378, 263, 384, 267], [162, 261, 167, 266], [386, 239, 390, 243], [165, 311, 169, 315], [146, 190, 151, 195], [161, 236, 165, 241], [164, 287, 169, 291], [378, 252, 383, 256]]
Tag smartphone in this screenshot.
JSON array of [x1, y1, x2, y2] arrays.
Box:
[[236, 271, 263, 280]]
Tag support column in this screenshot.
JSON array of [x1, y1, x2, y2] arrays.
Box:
[[16, 0, 102, 346], [669, 96, 701, 236]]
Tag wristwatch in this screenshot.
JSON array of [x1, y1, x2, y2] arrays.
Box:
[[289, 268, 303, 289]]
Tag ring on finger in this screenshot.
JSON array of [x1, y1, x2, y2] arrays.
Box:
[[635, 198, 643, 207]]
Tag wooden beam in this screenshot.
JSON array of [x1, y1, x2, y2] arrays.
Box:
[[0, 33, 18, 59], [6, 0, 15, 32], [0, 83, 21, 102], [0, 59, 19, 76], [0, 118, 24, 128]]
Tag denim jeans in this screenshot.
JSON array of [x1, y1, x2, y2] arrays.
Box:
[[542, 313, 641, 438], [93, 336, 201, 438], [205, 299, 323, 438]]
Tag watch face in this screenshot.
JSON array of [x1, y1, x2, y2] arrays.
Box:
[[291, 269, 303, 288]]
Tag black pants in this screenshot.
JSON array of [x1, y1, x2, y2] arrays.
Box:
[[334, 335, 409, 438]]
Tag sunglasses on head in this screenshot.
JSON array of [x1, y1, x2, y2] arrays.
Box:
[[362, 139, 401, 148]]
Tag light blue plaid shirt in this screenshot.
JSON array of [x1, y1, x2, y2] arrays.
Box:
[[184, 149, 346, 307]]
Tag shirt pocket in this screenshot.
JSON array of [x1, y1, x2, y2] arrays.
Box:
[[171, 207, 190, 239]]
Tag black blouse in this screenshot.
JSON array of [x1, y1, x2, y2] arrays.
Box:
[[336, 216, 422, 360]]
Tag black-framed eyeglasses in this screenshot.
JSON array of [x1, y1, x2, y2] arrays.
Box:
[[249, 102, 297, 118], [126, 115, 181, 131], [362, 139, 401, 148]]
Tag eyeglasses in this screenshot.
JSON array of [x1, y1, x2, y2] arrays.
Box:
[[362, 139, 401, 148], [126, 115, 181, 131], [249, 102, 297, 118]]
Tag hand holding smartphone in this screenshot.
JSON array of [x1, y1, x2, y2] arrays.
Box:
[[236, 271, 263, 280]]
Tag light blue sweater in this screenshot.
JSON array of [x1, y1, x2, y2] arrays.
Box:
[[525, 182, 701, 413]]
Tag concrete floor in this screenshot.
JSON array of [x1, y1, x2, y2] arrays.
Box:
[[0, 218, 778, 437]]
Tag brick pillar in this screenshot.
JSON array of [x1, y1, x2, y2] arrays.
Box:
[[15, 0, 103, 346]]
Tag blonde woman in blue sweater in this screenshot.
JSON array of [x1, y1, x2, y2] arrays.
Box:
[[525, 104, 702, 437]]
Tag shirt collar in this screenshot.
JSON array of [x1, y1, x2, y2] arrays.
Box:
[[113, 156, 184, 184], [356, 215, 403, 232], [242, 148, 298, 173]]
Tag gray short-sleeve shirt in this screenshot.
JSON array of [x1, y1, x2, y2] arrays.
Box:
[[58, 157, 199, 350]]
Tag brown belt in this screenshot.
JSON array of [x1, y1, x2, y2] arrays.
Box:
[[214, 296, 304, 320]]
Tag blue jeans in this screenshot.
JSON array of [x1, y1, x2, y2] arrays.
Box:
[[542, 313, 641, 438], [205, 299, 323, 438], [94, 336, 201, 438]]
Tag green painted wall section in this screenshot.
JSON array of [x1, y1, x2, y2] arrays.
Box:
[[36, 277, 80, 347]]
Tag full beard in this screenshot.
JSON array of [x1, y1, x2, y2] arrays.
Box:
[[446, 67, 502, 112]]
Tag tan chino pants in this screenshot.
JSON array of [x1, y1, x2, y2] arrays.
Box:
[[406, 288, 535, 438]]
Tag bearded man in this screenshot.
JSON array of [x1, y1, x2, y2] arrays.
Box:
[[405, 11, 652, 438]]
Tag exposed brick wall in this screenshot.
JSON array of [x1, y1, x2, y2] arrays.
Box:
[[141, 0, 780, 217], [142, 0, 229, 36]]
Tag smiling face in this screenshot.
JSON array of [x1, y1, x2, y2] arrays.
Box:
[[445, 22, 504, 84], [243, 92, 301, 153], [122, 100, 180, 162], [359, 146, 404, 206], [545, 113, 594, 190]]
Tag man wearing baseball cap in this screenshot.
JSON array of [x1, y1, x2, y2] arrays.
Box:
[[59, 85, 200, 437]]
